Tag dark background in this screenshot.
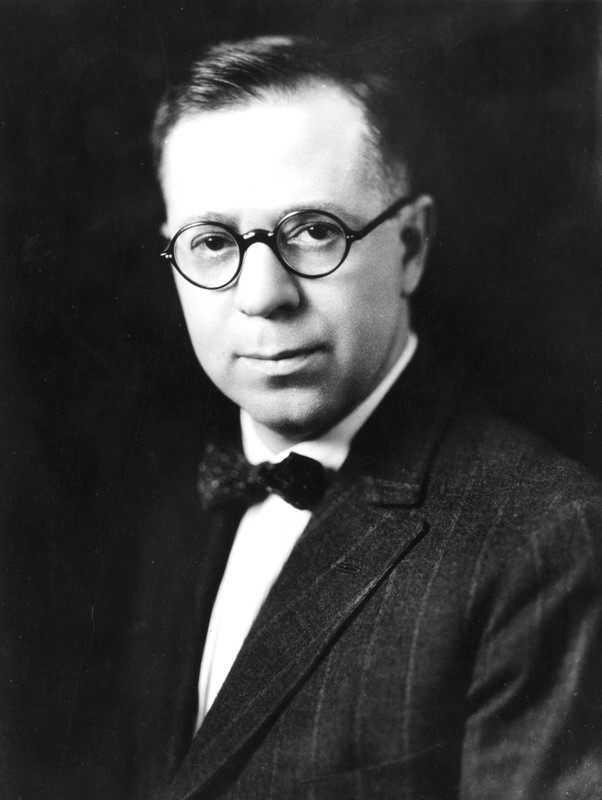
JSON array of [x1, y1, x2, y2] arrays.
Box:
[[1, 0, 601, 794]]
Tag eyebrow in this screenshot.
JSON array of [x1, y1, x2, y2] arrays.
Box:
[[179, 211, 235, 226], [178, 203, 367, 231], [291, 202, 366, 228]]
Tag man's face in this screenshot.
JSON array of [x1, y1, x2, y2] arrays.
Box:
[[161, 84, 430, 451]]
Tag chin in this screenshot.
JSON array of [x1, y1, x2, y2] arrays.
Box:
[[255, 411, 326, 443], [242, 392, 339, 444]]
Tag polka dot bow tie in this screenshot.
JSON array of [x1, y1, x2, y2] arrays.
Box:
[[197, 443, 330, 512]]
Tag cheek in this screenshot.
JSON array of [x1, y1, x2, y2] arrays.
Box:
[[175, 282, 230, 373], [343, 306, 400, 357], [331, 266, 403, 344], [189, 320, 229, 376]]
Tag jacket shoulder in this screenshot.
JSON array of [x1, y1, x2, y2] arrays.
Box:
[[438, 390, 602, 516]]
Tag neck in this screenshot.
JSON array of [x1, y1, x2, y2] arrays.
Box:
[[251, 420, 321, 455]]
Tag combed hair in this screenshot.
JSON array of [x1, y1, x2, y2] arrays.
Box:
[[151, 35, 431, 194]]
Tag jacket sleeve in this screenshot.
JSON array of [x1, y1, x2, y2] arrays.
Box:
[[461, 497, 602, 800]]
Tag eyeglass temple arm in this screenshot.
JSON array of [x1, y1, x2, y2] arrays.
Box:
[[347, 194, 415, 241]]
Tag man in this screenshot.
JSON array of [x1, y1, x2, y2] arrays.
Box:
[[129, 35, 602, 800]]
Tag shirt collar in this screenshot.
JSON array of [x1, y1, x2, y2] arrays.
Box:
[[241, 332, 418, 471]]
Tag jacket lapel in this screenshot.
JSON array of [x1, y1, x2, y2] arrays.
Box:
[[168, 345, 466, 800]]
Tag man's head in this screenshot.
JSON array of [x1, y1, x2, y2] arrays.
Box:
[[153, 36, 430, 195], [155, 36, 434, 451]]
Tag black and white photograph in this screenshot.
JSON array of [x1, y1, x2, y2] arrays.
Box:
[[2, 1, 602, 798]]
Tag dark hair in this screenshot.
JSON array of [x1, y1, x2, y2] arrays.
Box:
[[152, 35, 430, 193]]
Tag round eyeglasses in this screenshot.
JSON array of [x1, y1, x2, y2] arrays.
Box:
[[161, 194, 415, 290]]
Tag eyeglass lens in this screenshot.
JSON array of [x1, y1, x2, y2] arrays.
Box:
[[173, 212, 348, 288]]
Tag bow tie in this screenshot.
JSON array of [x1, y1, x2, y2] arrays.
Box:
[[197, 443, 329, 511]]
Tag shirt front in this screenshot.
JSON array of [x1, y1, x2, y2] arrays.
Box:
[[196, 333, 418, 729]]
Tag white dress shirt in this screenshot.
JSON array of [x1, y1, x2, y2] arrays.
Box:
[[196, 333, 418, 729]]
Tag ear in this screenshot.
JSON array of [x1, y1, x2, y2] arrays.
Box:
[[160, 220, 169, 239], [399, 194, 436, 297]]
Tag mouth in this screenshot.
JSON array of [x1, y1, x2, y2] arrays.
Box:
[[237, 346, 325, 375]]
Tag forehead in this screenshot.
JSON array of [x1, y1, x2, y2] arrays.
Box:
[[160, 84, 385, 226]]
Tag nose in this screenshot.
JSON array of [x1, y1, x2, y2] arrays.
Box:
[[234, 241, 301, 317]]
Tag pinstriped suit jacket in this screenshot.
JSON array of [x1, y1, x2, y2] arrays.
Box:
[[147, 346, 602, 800], [52, 346, 602, 799]]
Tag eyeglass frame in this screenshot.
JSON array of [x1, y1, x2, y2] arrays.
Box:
[[161, 193, 416, 290]]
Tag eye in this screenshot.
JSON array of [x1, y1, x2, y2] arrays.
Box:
[[285, 218, 343, 248], [191, 234, 228, 251], [189, 228, 237, 257], [304, 224, 336, 241]]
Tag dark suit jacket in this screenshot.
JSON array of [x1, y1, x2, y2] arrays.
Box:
[[15, 346, 602, 799]]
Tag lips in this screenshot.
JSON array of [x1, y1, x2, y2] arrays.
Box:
[[238, 345, 323, 361], [237, 345, 326, 375], [245, 348, 315, 361]]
